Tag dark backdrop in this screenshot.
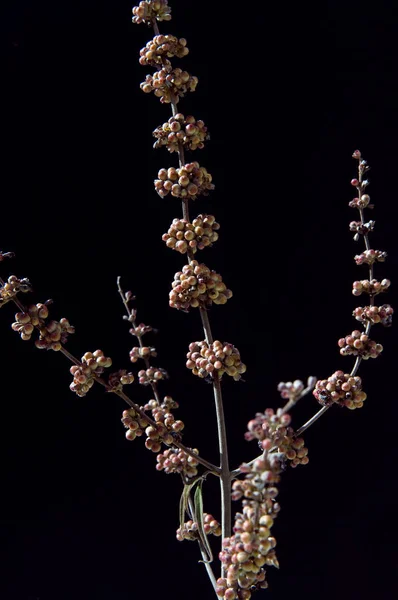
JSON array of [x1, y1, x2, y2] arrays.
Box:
[[1, 1, 397, 599]]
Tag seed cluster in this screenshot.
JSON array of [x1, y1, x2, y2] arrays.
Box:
[[348, 194, 374, 210], [354, 249, 387, 265], [0, 275, 31, 307], [352, 278, 390, 296], [169, 261, 232, 311], [186, 340, 246, 381], [140, 67, 198, 103], [132, 0, 171, 25], [11, 303, 75, 350], [338, 330, 383, 359], [137, 366, 169, 385], [313, 370, 367, 409], [177, 513, 221, 541], [144, 396, 184, 438], [353, 304, 393, 327], [156, 447, 199, 477], [153, 113, 209, 152], [122, 408, 147, 441], [107, 370, 135, 393], [349, 220, 375, 240], [129, 345, 157, 362], [245, 408, 308, 467], [139, 35, 188, 67], [69, 350, 112, 397], [162, 215, 220, 254], [155, 162, 214, 200]]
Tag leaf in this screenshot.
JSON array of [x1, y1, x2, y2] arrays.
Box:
[[194, 480, 213, 564], [179, 481, 196, 532]]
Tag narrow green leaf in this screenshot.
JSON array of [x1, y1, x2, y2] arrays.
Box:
[[194, 480, 213, 563]]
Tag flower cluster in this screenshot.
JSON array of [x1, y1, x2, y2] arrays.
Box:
[[338, 330, 383, 359], [156, 447, 199, 477], [132, 0, 171, 25], [169, 261, 232, 311], [177, 513, 221, 541], [69, 350, 112, 397], [218, 442, 282, 599], [245, 408, 309, 467], [313, 370, 367, 409], [0, 275, 31, 307], [122, 408, 147, 441], [139, 35, 188, 67], [129, 345, 157, 362], [349, 219, 375, 241], [162, 214, 220, 254], [353, 304, 393, 327], [153, 113, 209, 152], [354, 249, 387, 265], [144, 396, 184, 438], [129, 322, 154, 337], [137, 366, 169, 385], [348, 194, 374, 210], [155, 162, 214, 200], [186, 340, 246, 381], [107, 369, 135, 392], [11, 302, 75, 350], [140, 67, 198, 103], [352, 278, 390, 296]]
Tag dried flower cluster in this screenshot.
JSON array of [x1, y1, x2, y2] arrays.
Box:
[[0, 275, 31, 307], [155, 162, 214, 199], [153, 113, 209, 152], [140, 66, 198, 103], [132, 0, 172, 25], [177, 513, 222, 541], [313, 370, 367, 409], [186, 340, 246, 381], [170, 261, 232, 310], [12, 302, 75, 350], [69, 350, 113, 397], [139, 34, 188, 67], [162, 215, 220, 254]]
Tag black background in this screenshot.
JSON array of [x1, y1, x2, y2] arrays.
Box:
[[1, 1, 397, 599]]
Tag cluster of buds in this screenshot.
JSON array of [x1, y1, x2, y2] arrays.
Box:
[[153, 113, 209, 152], [129, 345, 157, 363], [354, 249, 387, 265], [245, 408, 308, 467], [353, 304, 393, 327], [348, 194, 373, 210], [140, 66, 198, 103], [0, 250, 14, 262], [144, 396, 184, 439], [156, 447, 199, 477], [11, 302, 75, 350], [177, 513, 221, 542], [338, 330, 383, 359], [155, 162, 214, 200], [162, 214, 220, 254], [313, 370, 367, 409], [139, 35, 188, 67], [107, 369, 135, 393], [170, 261, 232, 311], [352, 278, 390, 296], [69, 350, 112, 397], [132, 0, 171, 25], [122, 408, 147, 441], [129, 322, 154, 337], [137, 366, 168, 385], [0, 275, 31, 307], [186, 340, 246, 381], [145, 422, 173, 452], [349, 219, 375, 241]]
